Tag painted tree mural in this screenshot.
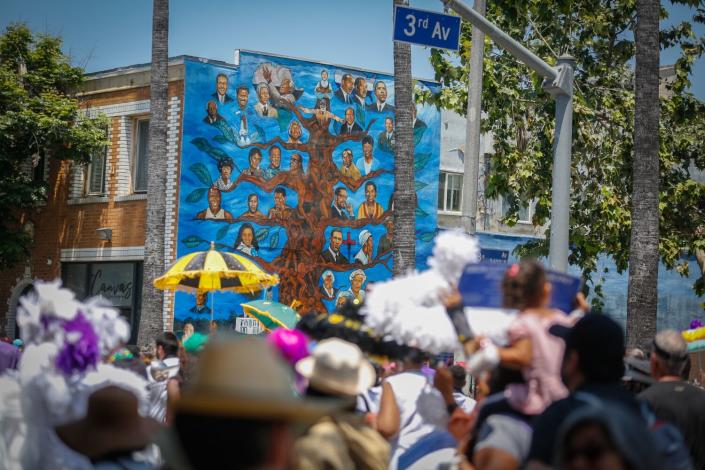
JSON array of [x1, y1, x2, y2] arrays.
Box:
[[175, 53, 440, 326]]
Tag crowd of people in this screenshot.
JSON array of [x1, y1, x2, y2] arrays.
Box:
[[1, 254, 704, 469]]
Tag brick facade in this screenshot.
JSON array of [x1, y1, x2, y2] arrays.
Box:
[[1, 61, 185, 338]]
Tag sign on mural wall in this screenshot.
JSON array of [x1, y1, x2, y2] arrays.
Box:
[[175, 51, 440, 328]]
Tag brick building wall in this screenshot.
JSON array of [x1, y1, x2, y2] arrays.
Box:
[[1, 60, 185, 340]]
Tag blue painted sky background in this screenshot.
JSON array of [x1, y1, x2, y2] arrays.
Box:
[[1, 0, 703, 99]]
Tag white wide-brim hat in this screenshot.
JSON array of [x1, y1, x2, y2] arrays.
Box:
[[296, 338, 376, 397]]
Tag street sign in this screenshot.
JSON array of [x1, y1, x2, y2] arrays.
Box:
[[393, 5, 461, 51]]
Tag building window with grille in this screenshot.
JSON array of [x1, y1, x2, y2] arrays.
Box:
[[438, 171, 463, 213], [501, 196, 534, 224], [133, 118, 150, 193], [85, 146, 108, 196]]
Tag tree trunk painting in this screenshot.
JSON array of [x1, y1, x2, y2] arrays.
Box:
[[627, 0, 660, 348], [173, 54, 441, 327], [138, 0, 169, 348]]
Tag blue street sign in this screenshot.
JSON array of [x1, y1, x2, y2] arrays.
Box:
[[393, 5, 461, 51]]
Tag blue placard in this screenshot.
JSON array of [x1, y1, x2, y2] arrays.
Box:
[[480, 249, 509, 264], [458, 263, 583, 313], [393, 5, 461, 51]]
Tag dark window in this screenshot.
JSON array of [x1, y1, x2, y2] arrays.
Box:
[[61, 261, 143, 344], [133, 119, 150, 192]]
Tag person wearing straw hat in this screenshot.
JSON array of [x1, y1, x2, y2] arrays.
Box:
[[163, 336, 340, 470], [294, 338, 390, 470]]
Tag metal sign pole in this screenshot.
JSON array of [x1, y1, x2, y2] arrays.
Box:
[[442, 0, 574, 271]]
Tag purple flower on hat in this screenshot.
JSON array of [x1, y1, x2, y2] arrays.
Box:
[[267, 328, 309, 366], [55, 312, 100, 375], [690, 319, 704, 330]]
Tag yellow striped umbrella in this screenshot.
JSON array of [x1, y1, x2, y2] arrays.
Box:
[[154, 242, 279, 294]]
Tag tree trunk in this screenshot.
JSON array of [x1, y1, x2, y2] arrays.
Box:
[[627, 0, 660, 349], [138, 0, 169, 349], [392, 0, 416, 276]]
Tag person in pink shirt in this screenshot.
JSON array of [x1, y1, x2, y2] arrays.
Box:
[[462, 260, 582, 470]]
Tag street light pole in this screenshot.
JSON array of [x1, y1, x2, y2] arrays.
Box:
[[442, 0, 574, 271], [460, 0, 486, 235]]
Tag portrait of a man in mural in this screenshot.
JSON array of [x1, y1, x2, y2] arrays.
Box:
[[203, 100, 224, 125], [214, 157, 236, 192], [287, 120, 304, 143], [319, 270, 337, 300], [254, 63, 303, 108], [321, 229, 348, 264], [377, 217, 394, 256], [288, 153, 304, 176], [315, 69, 332, 96], [196, 187, 233, 221], [254, 84, 277, 119], [378, 116, 395, 153], [190, 290, 211, 314], [234, 223, 259, 257], [367, 80, 394, 113], [339, 148, 361, 180], [268, 187, 294, 220], [355, 136, 379, 176], [262, 146, 282, 180], [339, 107, 362, 135], [331, 186, 354, 220], [243, 148, 263, 177], [212, 73, 233, 104], [241, 193, 264, 218], [337, 269, 367, 304], [353, 76, 369, 107], [354, 229, 374, 265], [357, 181, 384, 219], [334, 73, 354, 104]]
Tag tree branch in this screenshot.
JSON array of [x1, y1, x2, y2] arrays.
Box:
[[316, 255, 392, 274], [337, 168, 393, 192], [235, 171, 296, 192], [319, 210, 393, 229], [231, 214, 282, 227], [235, 135, 311, 153]]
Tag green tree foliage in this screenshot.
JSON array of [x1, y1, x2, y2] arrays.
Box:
[[429, 0, 705, 305], [0, 24, 108, 269]]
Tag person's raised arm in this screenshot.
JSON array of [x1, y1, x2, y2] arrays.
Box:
[[375, 382, 400, 440]]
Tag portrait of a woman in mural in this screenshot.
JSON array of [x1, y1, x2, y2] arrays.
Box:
[[234, 223, 259, 257]]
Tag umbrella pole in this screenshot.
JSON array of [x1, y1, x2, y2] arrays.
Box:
[[210, 291, 215, 322]]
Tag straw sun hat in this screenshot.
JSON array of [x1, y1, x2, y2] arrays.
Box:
[[177, 336, 340, 421], [296, 338, 376, 397]]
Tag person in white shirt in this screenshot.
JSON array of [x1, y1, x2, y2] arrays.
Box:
[[450, 364, 477, 414], [146, 332, 181, 423], [376, 355, 448, 469]]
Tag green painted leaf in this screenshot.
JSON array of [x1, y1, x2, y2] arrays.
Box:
[[414, 153, 433, 172], [213, 135, 228, 144], [185, 188, 207, 203], [416, 231, 436, 242], [270, 230, 280, 249], [415, 206, 429, 218], [414, 181, 429, 192], [208, 147, 229, 161], [181, 235, 207, 248], [216, 223, 231, 241], [190, 163, 212, 187], [191, 137, 210, 152], [355, 105, 366, 128], [255, 227, 270, 242]]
